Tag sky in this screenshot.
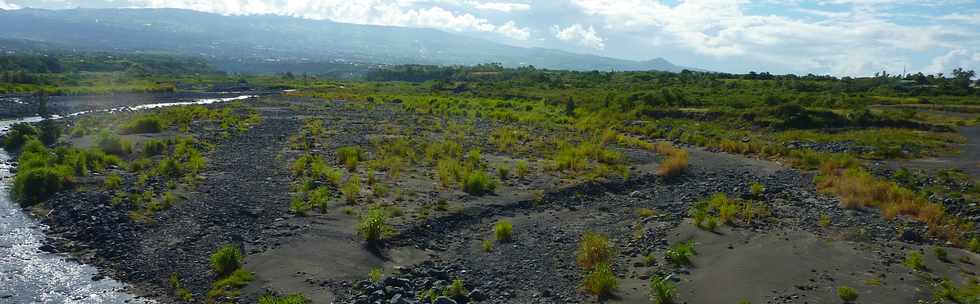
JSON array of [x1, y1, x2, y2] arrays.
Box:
[[2, 0, 979, 76]]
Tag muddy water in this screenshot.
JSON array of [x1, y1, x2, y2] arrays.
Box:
[[0, 95, 256, 303]]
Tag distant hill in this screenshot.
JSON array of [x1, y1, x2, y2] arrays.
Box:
[[0, 8, 694, 73]]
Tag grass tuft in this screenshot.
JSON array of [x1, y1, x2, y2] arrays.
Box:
[[576, 232, 613, 270], [494, 219, 513, 242]]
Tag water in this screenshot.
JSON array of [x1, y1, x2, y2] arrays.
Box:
[[0, 95, 256, 303]]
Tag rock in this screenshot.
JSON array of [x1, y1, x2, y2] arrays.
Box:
[[899, 229, 922, 243], [468, 288, 486, 301], [433, 296, 457, 304], [91, 274, 105, 281], [38, 244, 57, 253]]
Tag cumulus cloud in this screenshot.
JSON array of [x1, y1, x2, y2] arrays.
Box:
[[467, 1, 529, 12], [0, 0, 19, 9], [553, 24, 604, 50], [925, 49, 980, 74], [571, 0, 973, 75], [127, 0, 530, 40]]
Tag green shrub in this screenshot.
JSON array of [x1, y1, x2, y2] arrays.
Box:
[[463, 170, 496, 195], [665, 241, 696, 267], [494, 219, 513, 242], [497, 165, 510, 180], [583, 262, 618, 297], [337, 146, 364, 171], [96, 131, 132, 156], [210, 244, 243, 277], [968, 237, 980, 253], [13, 167, 71, 206], [122, 115, 165, 134], [443, 278, 468, 299], [168, 273, 193, 302], [369, 267, 382, 283], [290, 196, 310, 216], [750, 182, 765, 197], [3, 123, 38, 151], [637, 208, 657, 218], [577, 232, 613, 270], [307, 186, 330, 213], [104, 173, 122, 190], [514, 160, 530, 178], [342, 175, 361, 204], [357, 208, 394, 243], [837, 286, 858, 302], [933, 246, 949, 262], [258, 294, 308, 304], [142, 139, 168, 157], [818, 214, 831, 227], [650, 275, 676, 304], [208, 268, 253, 299], [482, 239, 494, 252], [903, 251, 926, 271]]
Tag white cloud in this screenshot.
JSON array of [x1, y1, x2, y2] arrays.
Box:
[[571, 0, 972, 75], [128, 0, 530, 40], [467, 1, 529, 12], [0, 0, 19, 9], [553, 24, 605, 50], [937, 12, 980, 25], [925, 49, 980, 74]]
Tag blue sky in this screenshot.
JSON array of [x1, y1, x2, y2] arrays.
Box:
[[3, 0, 979, 76]]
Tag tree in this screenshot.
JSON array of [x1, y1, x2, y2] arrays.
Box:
[[952, 68, 975, 90], [565, 96, 576, 117]]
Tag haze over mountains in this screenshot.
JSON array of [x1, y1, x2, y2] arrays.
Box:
[[0, 8, 692, 74]]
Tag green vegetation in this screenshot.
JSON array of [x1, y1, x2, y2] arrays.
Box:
[[357, 208, 394, 243], [444, 278, 468, 299], [637, 208, 657, 219], [494, 219, 513, 242], [337, 146, 365, 171], [463, 170, 496, 195], [837, 286, 858, 302], [665, 241, 697, 267], [482, 239, 494, 252], [968, 238, 980, 253], [689, 193, 770, 229], [750, 182, 765, 197], [342, 175, 362, 204], [121, 115, 165, 134], [576, 232, 613, 270], [934, 246, 949, 262], [933, 278, 980, 303], [582, 262, 618, 297], [650, 276, 677, 304], [168, 273, 193, 302], [904, 251, 926, 271], [258, 294, 309, 304], [210, 244, 243, 277], [369, 267, 382, 283]]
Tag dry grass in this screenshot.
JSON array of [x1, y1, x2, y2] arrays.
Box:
[[817, 163, 964, 243], [656, 143, 689, 178]]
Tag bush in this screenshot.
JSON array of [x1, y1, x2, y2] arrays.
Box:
[[650, 275, 676, 304], [576, 232, 613, 270], [337, 146, 364, 171], [208, 268, 254, 299], [103, 173, 122, 190], [657, 149, 689, 178], [637, 208, 657, 218], [443, 278, 468, 299], [583, 262, 618, 297], [496, 165, 510, 180], [837, 286, 858, 302], [903, 251, 926, 271], [13, 167, 71, 206], [307, 186, 331, 213], [210, 244, 243, 277], [463, 170, 496, 195], [258, 294, 308, 304], [933, 246, 948, 262], [494, 219, 513, 242], [665, 241, 696, 267], [369, 267, 382, 283], [750, 182, 765, 197], [357, 208, 394, 243], [968, 237, 979, 253], [3, 123, 38, 151], [514, 160, 530, 178], [482, 239, 494, 252], [96, 131, 132, 156], [142, 139, 168, 157], [342, 175, 361, 204], [121, 115, 165, 134]]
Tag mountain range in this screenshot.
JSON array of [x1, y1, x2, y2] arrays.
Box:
[[0, 8, 693, 73]]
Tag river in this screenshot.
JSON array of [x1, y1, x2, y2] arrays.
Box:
[[0, 95, 256, 303]]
